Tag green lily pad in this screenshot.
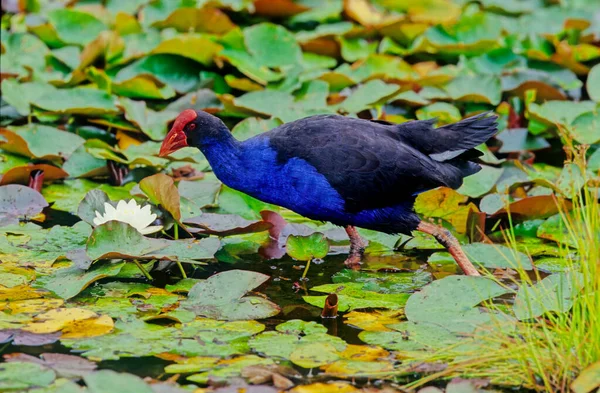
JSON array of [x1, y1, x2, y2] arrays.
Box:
[[249, 319, 346, 360], [32, 88, 118, 116], [332, 269, 432, 293], [513, 272, 584, 320], [0, 80, 57, 116], [570, 110, 600, 145], [181, 270, 280, 320], [587, 64, 600, 102], [62, 145, 107, 179], [359, 321, 460, 351], [114, 55, 201, 93], [337, 80, 400, 114], [405, 276, 512, 333], [244, 23, 302, 67], [463, 243, 533, 270], [458, 165, 504, 198], [286, 233, 329, 261], [1, 124, 85, 160], [62, 317, 264, 361], [233, 80, 333, 122], [86, 221, 220, 263], [304, 282, 410, 311], [152, 34, 222, 66], [444, 75, 502, 105], [84, 370, 153, 393], [47, 9, 106, 46], [34, 262, 125, 300], [290, 342, 340, 368], [119, 98, 178, 140], [0, 361, 56, 391], [187, 355, 274, 384]]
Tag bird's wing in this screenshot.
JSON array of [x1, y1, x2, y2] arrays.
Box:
[[265, 115, 465, 212]]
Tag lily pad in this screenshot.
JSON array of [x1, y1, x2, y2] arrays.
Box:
[[184, 213, 272, 236], [34, 262, 125, 300], [0, 361, 56, 391], [286, 233, 330, 261], [0, 185, 48, 227], [514, 272, 584, 320], [405, 276, 512, 333], [304, 282, 410, 311], [86, 221, 220, 263], [244, 23, 303, 67], [181, 270, 280, 320]]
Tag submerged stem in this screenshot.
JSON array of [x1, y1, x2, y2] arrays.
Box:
[[175, 260, 187, 279], [301, 258, 312, 280], [133, 259, 153, 281]]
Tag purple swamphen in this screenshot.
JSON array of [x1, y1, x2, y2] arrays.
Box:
[[160, 109, 499, 276]]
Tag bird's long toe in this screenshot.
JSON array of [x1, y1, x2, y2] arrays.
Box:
[[344, 253, 363, 270]]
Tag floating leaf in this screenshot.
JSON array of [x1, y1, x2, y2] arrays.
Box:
[[47, 9, 106, 46], [304, 283, 409, 311], [0, 362, 56, 391], [572, 361, 600, 393], [184, 213, 272, 236], [587, 64, 600, 102], [4, 353, 97, 379], [457, 165, 503, 198], [34, 262, 125, 300], [31, 87, 119, 116], [181, 270, 280, 320], [244, 23, 303, 67], [1, 125, 85, 160], [464, 243, 533, 270], [337, 80, 400, 113], [444, 75, 502, 105], [0, 164, 68, 186], [84, 370, 153, 393], [139, 173, 181, 221], [405, 276, 512, 333], [332, 269, 432, 293], [415, 187, 478, 233], [86, 221, 220, 263], [514, 272, 583, 320], [286, 233, 329, 261], [152, 34, 222, 66], [114, 54, 201, 93], [570, 110, 600, 145], [0, 185, 48, 227], [119, 98, 177, 140]]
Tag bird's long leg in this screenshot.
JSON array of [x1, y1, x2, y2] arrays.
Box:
[[344, 225, 366, 269], [417, 221, 481, 276]]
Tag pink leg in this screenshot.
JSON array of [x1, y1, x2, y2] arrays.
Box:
[[344, 225, 366, 269], [417, 221, 481, 276]]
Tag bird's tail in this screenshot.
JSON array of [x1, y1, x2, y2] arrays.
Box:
[[397, 112, 499, 162]]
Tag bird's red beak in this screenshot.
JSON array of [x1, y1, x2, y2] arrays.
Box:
[[159, 109, 197, 157], [159, 128, 188, 157]]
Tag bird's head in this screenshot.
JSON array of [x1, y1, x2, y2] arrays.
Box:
[[159, 109, 228, 156]]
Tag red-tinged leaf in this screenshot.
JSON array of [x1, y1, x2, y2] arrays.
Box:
[[0, 165, 68, 186], [139, 173, 181, 221], [183, 213, 272, 236]]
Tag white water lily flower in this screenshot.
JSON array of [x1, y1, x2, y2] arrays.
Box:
[[93, 199, 163, 235]]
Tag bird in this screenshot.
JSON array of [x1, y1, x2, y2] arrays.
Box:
[[160, 109, 499, 276]]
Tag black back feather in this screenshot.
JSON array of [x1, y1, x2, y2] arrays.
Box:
[[265, 113, 497, 212]]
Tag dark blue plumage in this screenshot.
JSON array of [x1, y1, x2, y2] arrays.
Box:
[[160, 110, 497, 275]]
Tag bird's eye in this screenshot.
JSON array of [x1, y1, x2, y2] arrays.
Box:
[[188, 123, 196, 131]]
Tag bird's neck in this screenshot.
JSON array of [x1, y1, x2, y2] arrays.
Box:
[[198, 132, 243, 186]]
